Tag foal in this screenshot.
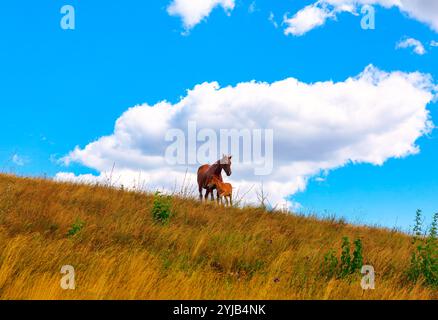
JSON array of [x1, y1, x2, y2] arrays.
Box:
[[208, 176, 233, 207]]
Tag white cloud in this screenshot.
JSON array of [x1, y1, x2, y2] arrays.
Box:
[[268, 12, 279, 29], [12, 154, 26, 166], [167, 0, 235, 30], [57, 65, 435, 208], [396, 37, 427, 55], [284, 3, 336, 36], [165, 0, 438, 35], [399, 0, 438, 33], [431, 40, 438, 47], [283, 0, 438, 36], [248, 1, 257, 14]]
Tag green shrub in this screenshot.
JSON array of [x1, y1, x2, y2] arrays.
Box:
[[322, 237, 364, 279], [67, 218, 85, 238], [351, 238, 364, 273], [152, 191, 172, 224], [322, 249, 338, 278], [340, 237, 352, 277], [408, 211, 438, 288], [413, 209, 424, 241]]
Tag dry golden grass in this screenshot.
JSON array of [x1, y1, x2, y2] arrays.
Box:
[[0, 174, 436, 300]]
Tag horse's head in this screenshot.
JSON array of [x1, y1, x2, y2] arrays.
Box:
[[220, 154, 232, 176]]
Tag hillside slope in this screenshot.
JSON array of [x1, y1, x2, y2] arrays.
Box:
[[0, 174, 435, 299]]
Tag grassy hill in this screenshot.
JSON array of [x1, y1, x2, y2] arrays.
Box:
[[0, 174, 436, 300]]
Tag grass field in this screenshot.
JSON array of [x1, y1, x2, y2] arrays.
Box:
[[0, 174, 436, 300]]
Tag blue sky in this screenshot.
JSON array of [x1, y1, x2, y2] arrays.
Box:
[[0, 0, 437, 230]]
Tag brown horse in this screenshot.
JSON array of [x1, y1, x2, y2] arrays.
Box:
[[197, 155, 232, 201]]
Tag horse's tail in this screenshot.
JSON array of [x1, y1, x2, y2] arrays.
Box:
[[197, 164, 209, 187]]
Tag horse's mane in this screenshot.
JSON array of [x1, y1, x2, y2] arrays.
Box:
[[203, 155, 231, 183], [206, 160, 221, 175]]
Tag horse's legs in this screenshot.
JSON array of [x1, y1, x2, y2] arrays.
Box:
[[205, 188, 210, 201], [229, 195, 233, 207], [199, 186, 203, 201], [210, 189, 214, 201]]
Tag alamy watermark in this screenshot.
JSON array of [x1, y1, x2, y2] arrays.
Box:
[[361, 265, 375, 290], [60, 265, 75, 290], [165, 121, 274, 175], [60, 5, 75, 30], [361, 5, 375, 30], [58, 4, 373, 32]]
